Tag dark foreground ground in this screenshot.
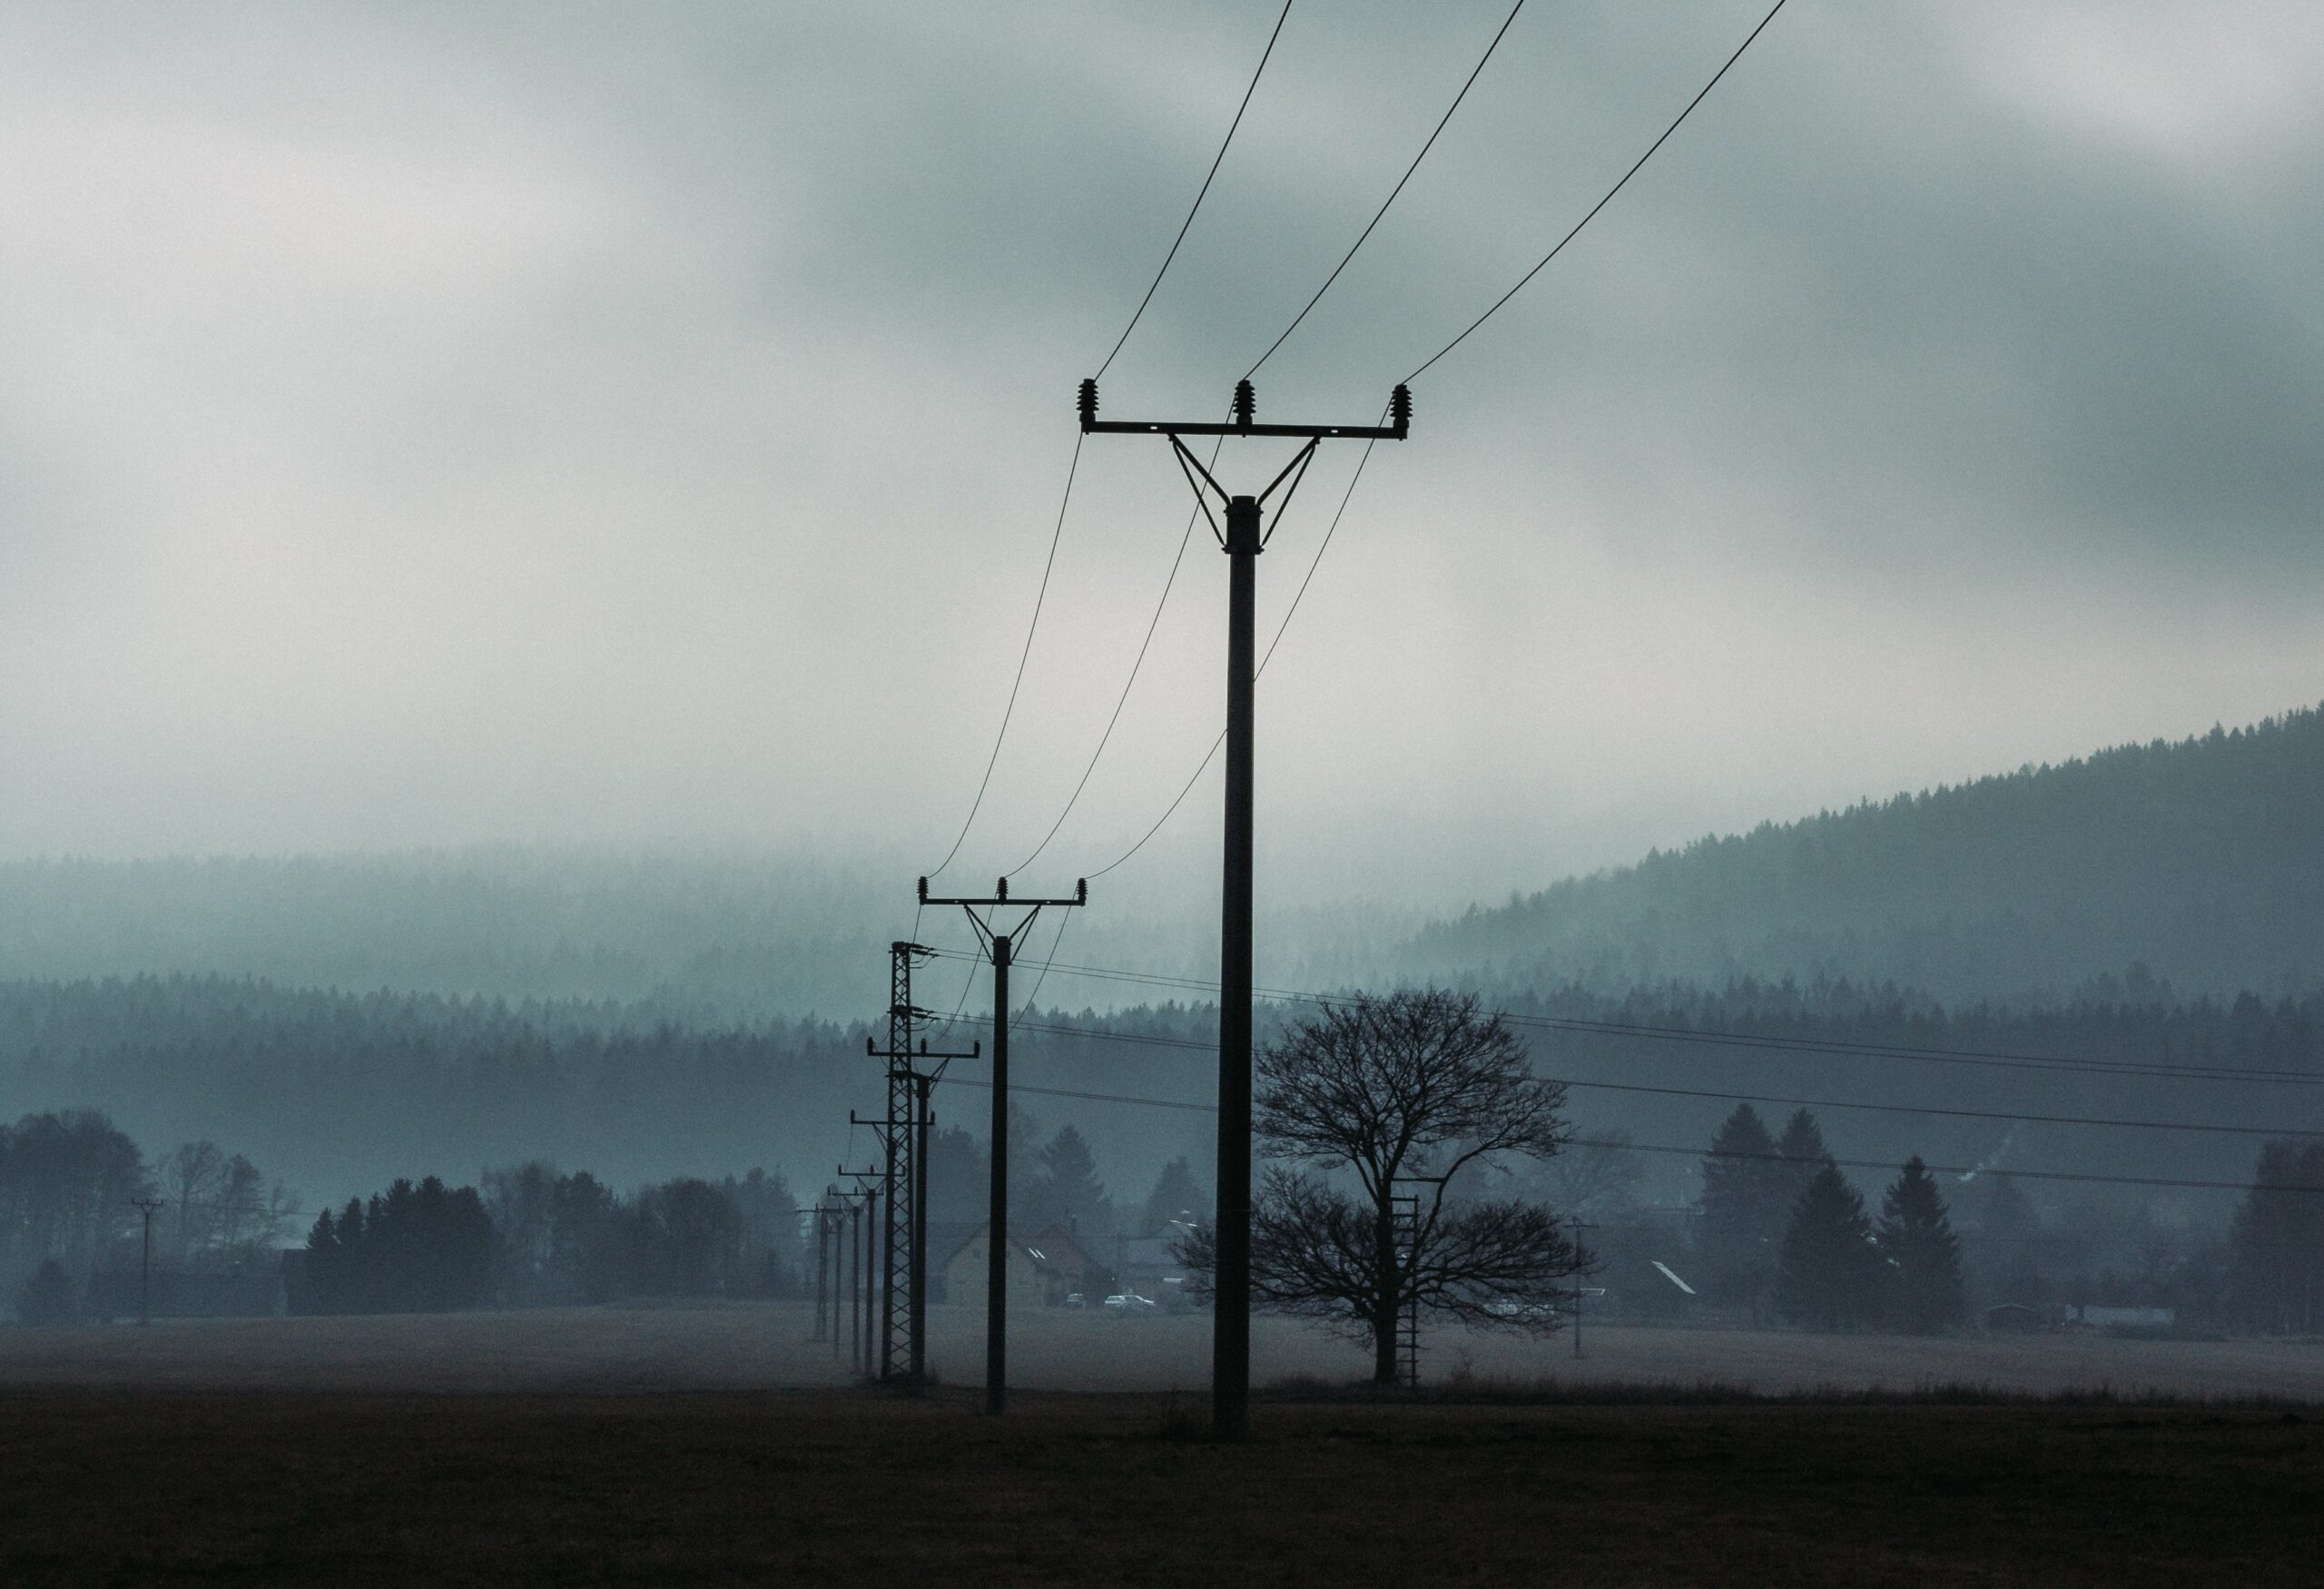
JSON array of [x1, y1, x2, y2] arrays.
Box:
[[5, 1387, 2317, 1586]]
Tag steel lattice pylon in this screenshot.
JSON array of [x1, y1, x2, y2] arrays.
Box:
[[863, 941, 978, 1385], [881, 943, 916, 1381]]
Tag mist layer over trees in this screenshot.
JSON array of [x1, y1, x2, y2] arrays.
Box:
[[1413, 707, 2324, 1001]]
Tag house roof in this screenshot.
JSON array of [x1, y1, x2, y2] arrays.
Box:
[[936, 1221, 1099, 1274]]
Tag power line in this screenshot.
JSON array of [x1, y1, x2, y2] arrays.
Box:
[[923, 432, 1086, 880], [927, 946, 2324, 1088], [1010, 906, 1077, 1033], [1404, 0, 1790, 385], [941, 1008, 2324, 1141], [911, 1073, 2318, 1197], [932, 3, 1292, 882], [1095, 0, 1295, 380], [1085, 419, 1387, 878], [1010, 431, 1221, 876], [1246, 0, 1530, 380]]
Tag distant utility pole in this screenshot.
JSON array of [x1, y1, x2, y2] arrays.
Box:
[[1570, 1215, 1597, 1361], [131, 1197, 164, 1326], [814, 1190, 846, 1352], [865, 942, 979, 1387], [1078, 375, 1409, 1439], [841, 1163, 889, 1382], [917, 874, 1088, 1415]]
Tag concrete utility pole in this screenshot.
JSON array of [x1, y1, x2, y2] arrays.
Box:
[[917, 875, 1088, 1416], [131, 1197, 164, 1326], [1078, 376, 1409, 1439], [865, 942, 978, 1386]]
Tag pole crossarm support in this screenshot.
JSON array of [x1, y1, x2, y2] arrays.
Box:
[[1078, 376, 1411, 441], [918, 876, 1088, 909]]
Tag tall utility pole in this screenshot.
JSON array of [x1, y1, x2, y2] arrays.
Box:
[[131, 1197, 164, 1326], [865, 942, 978, 1385], [1570, 1214, 1597, 1361], [1079, 376, 1410, 1438], [917, 875, 1088, 1416]]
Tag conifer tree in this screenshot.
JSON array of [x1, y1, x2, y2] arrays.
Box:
[[1775, 1109, 1831, 1209], [1139, 1156, 1207, 1237], [1699, 1104, 1787, 1314], [1877, 1156, 1965, 1332], [1029, 1124, 1109, 1237], [1776, 1162, 1885, 1330]]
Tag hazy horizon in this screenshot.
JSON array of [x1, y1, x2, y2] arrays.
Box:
[[5, 3, 2319, 935]]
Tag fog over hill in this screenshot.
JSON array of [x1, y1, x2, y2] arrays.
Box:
[[1411, 705, 2324, 1002], [3, 706, 2318, 1012]]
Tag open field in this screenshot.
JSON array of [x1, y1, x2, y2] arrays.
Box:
[[5, 1386, 2319, 1585], [5, 1301, 2322, 1400]]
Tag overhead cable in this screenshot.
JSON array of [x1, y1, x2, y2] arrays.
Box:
[[1096, 0, 1296, 380], [1085, 417, 1387, 877], [940, 1009, 2324, 1140], [930, 947, 2324, 1089], [920, 1071, 2323, 1197], [1246, 0, 1530, 380], [1404, 0, 1789, 385], [923, 433, 1084, 880]]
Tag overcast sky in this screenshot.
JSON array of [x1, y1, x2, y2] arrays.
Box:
[[2, 1, 2319, 912]]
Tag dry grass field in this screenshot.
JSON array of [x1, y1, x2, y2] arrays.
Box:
[[5, 1300, 2322, 1400], [5, 1306, 2319, 1584], [4, 1385, 2319, 1585]]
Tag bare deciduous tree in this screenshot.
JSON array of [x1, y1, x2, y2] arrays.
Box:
[[1187, 989, 1581, 1385]]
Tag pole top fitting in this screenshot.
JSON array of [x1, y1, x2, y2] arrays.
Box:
[[1233, 379, 1256, 429], [1078, 377, 1098, 431], [1075, 878, 1088, 904], [916, 875, 929, 903], [1390, 383, 1412, 438]]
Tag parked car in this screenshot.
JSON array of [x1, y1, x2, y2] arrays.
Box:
[[1103, 1292, 1157, 1315], [1062, 1293, 1088, 1309]]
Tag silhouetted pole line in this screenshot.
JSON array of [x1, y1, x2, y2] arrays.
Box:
[[1569, 1215, 1597, 1361], [829, 1187, 872, 1375], [1078, 375, 1410, 1442], [842, 1164, 889, 1383], [919, 875, 1089, 1415], [865, 942, 980, 1387], [131, 1197, 164, 1327]]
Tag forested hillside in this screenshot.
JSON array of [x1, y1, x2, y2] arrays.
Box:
[[5, 972, 2313, 1223], [0, 976, 1224, 1209], [1412, 707, 2324, 1001]]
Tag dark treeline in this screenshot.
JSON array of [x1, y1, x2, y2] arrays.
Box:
[[2, 1107, 297, 1321], [1413, 706, 2324, 1001], [293, 1165, 806, 1315], [1493, 971, 2324, 1194], [0, 974, 1229, 1209], [1576, 1101, 2323, 1337], [5, 972, 2319, 1226]]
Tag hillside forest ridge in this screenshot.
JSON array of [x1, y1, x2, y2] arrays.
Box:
[[3, 705, 2320, 1340]]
